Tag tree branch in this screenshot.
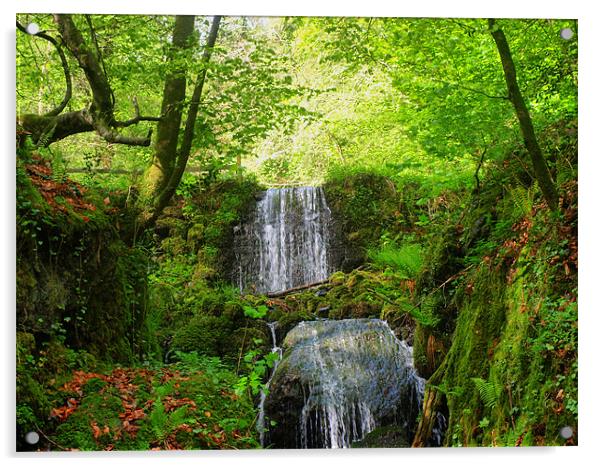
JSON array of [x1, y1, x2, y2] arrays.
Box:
[[95, 120, 153, 146], [114, 97, 162, 127], [18, 15, 155, 148], [16, 20, 72, 117], [53, 14, 114, 119]]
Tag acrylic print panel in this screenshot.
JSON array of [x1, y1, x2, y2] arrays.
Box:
[[15, 12, 577, 451]]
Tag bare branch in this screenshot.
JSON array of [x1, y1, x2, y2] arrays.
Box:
[[114, 97, 162, 127]]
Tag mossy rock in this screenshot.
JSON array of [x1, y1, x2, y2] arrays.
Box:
[[154, 215, 187, 239], [186, 223, 205, 247], [276, 311, 315, 338], [171, 315, 233, 357], [351, 425, 411, 448], [160, 236, 188, 256], [222, 302, 245, 324], [329, 271, 346, 286]]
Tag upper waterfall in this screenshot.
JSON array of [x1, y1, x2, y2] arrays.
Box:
[[233, 186, 335, 294]]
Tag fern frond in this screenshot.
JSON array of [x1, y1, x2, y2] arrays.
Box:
[[471, 377, 502, 409], [508, 186, 533, 219]]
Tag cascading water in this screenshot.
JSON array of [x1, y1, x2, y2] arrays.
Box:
[[256, 322, 283, 447], [233, 187, 334, 294], [235, 186, 443, 448], [262, 319, 425, 449]]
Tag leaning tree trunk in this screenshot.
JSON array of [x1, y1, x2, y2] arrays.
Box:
[[488, 18, 559, 211], [412, 360, 447, 447], [147, 16, 222, 226], [142, 15, 196, 200]]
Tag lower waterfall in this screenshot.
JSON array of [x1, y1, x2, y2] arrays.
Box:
[[260, 319, 426, 449]]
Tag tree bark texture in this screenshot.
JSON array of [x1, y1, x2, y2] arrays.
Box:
[[488, 18, 559, 210], [144, 16, 222, 227], [149, 15, 197, 197], [17, 15, 159, 147]]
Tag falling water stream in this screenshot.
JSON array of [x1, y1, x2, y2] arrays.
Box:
[[260, 319, 425, 448], [256, 322, 282, 446], [233, 187, 334, 294], [235, 186, 440, 448]]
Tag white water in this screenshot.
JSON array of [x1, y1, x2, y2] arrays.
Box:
[[264, 319, 425, 448], [234, 187, 334, 293]]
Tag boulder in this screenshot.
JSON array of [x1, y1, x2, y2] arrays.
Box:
[[262, 319, 424, 448]]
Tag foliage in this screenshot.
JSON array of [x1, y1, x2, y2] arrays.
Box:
[[368, 242, 423, 279], [47, 354, 259, 450], [16, 13, 577, 451], [471, 377, 502, 410]]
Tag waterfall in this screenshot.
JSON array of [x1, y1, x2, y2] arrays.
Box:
[[263, 319, 426, 449], [256, 322, 283, 447], [234, 186, 334, 294], [234, 187, 443, 448]]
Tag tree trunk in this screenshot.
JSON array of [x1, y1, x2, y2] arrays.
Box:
[[412, 385, 445, 447], [488, 18, 558, 210], [144, 15, 196, 199], [148, 16, 222, 223]]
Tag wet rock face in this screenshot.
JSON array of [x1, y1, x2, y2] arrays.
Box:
[[263, 319, 424, 449], [233, 187, 341, 294]]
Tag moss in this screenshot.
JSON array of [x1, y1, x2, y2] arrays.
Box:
[[323, 171, 399, 270], [48, 359, 259, 451], [276, 310, 315, 337], [171, 315, 234, 357], [415, 178, 578, 447]]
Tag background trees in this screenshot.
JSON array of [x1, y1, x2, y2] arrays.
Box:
[[17, 14, 307, 229], [17, 15, 577, 224]]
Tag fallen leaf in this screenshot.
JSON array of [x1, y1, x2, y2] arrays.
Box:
[[91, 422, 101, 440]]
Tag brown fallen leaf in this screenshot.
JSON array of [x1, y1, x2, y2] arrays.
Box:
[[91, 421, 101, 440]]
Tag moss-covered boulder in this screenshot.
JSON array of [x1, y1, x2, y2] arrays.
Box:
[[263, 319, 423, 448]]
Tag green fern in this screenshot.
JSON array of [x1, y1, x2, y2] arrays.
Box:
[[368, 242, 423, 278], [471, 377, 502, 409], [149, 397, 190, 441], [149, 398, 169, 440], [410, 294, 441, 328], [508, 186, 534, 219], [556, 158, 576, 185]]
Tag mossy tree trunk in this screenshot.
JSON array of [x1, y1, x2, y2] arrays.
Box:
[[142, 15, 196, 202], [488, 18, 559, 211], [144, 16, 222, 227]]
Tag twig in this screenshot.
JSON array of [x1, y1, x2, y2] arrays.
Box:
[[33, 423, 70, 451]]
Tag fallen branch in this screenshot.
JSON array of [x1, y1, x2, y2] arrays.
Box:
[[266, 279, 330, 298]]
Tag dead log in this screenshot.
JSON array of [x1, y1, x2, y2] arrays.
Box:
[[412, 359, 447, 447], [412, 385, 445, 447], [266, 279, 330, 298]]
